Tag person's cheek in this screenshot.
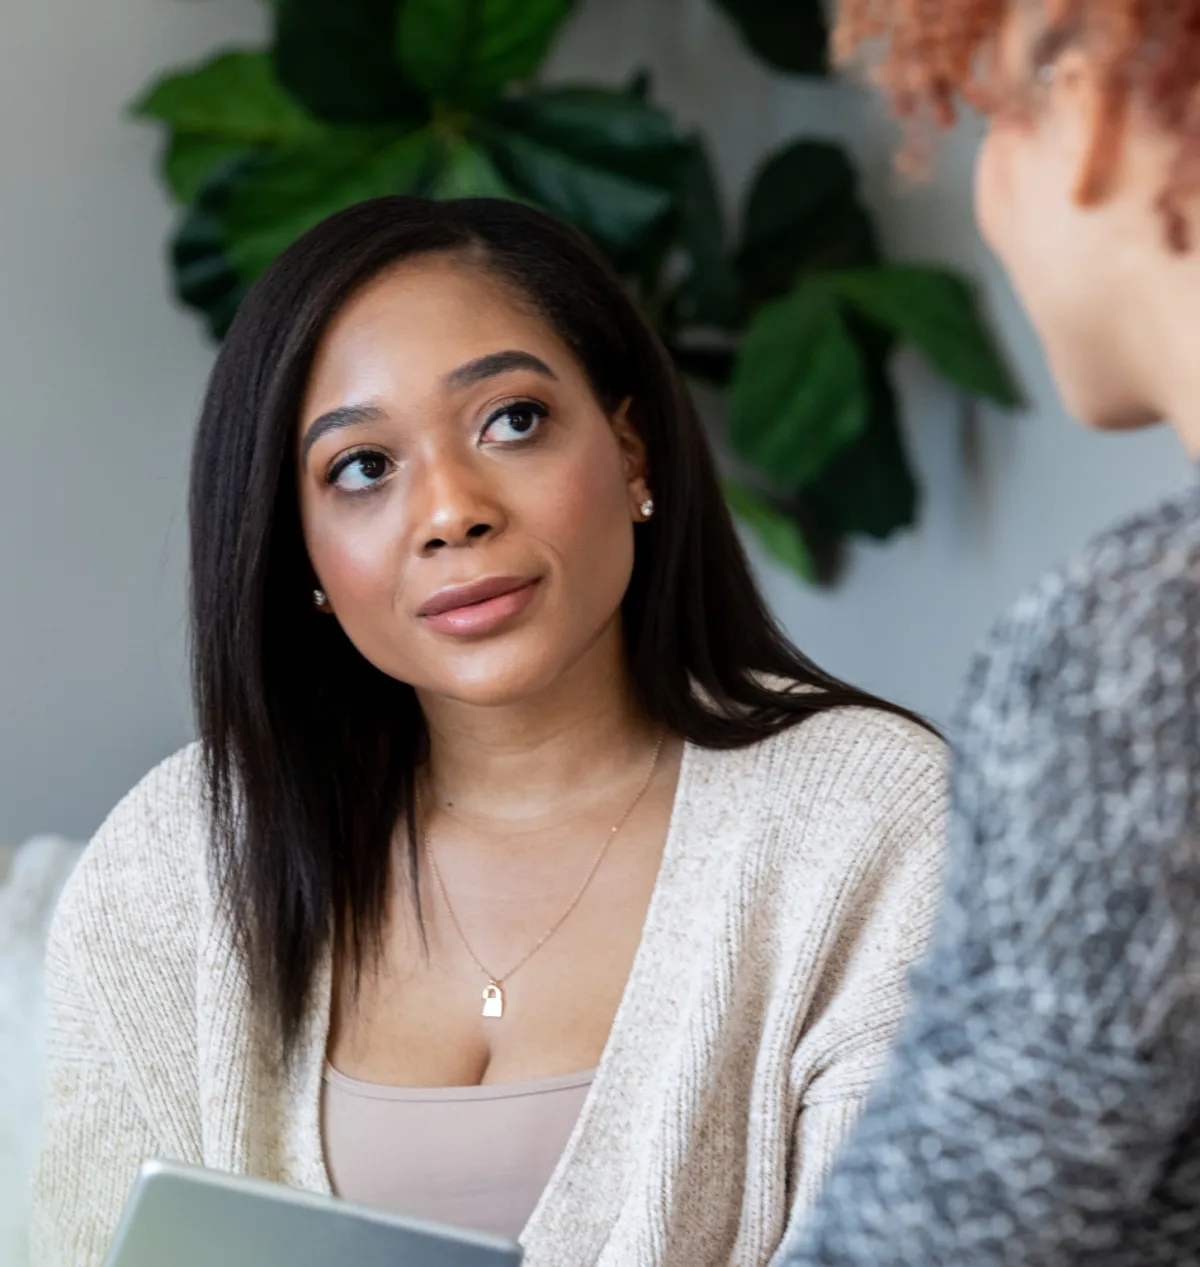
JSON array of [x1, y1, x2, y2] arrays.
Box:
[[308, 505, 406, 623], [546, 446, 631, 577], [974, 126, 1009, 255], [551, 456, 617, 540]]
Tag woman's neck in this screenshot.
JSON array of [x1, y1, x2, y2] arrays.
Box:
[[1120, 236, 1200, 454], [416, 628, 659, 831]]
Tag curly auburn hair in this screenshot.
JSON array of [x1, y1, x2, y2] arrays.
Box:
[[833, 0, 1200, 246]]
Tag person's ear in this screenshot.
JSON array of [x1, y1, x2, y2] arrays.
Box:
[[611, 398, 653, 520], [1044, 45, 1127, 206]]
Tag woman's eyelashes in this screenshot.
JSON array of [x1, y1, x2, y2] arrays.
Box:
[[322, 399, 550, 494], [480, 399, 549, 445], [326, 448, 393, 494]]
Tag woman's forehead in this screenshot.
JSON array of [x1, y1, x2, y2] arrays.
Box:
[[300, 259, 581, 418]]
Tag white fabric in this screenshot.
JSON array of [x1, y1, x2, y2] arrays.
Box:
[[0, 838, 84, 1267]]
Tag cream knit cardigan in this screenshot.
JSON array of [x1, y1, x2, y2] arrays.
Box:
[[31, 707, 946, 1267]]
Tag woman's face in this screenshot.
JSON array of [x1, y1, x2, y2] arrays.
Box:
[[297, 256, 651, 708], [973, 8, 1160, 430]]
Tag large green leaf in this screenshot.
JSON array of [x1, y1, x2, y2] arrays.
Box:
[[486, 87, 682, 184], [398, 0, 574, 108], [478, 89, 683, 255], [671, 137, 741, 329], [737, 140, 878, 304], [172, 157, 253, 340], [219, 129, 434, 282], [133, 50, 321, 142], [710, 0, 829, 76], [164, 134, 252, 203], [134, 51, 327, 202], [274, 0, 425, 125], [828, 266, 1022, 406], [486, 130, 671, 254], [172, 126, 433, 336], [724, 480, 817, 580], [729, 278, 868, 487], [806, 324, 918, 539], [431, 137, 520, 199]]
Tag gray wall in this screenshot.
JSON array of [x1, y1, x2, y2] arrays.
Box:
[[0, 0, 1187, 842]]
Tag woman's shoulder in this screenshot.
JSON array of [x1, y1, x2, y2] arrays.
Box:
[[49, 743, 209, 978], [962, 480, 1200, 729], [676, 702, 947, 991], [686, 699, 947, 844], [744, 695, 944, 782]]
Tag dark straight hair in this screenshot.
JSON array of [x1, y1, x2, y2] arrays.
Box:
[[190, 195, 929, 1052]]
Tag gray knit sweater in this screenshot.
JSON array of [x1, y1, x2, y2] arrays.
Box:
[[780, 478, 1200, 1266]]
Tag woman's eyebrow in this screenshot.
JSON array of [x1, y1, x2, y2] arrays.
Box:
[[444, 349, 558, 391], [300, 352, 555, 464], [300, 403, 386, 464]]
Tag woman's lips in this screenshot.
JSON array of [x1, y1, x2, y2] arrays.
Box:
[[418, 577, 541, 637]]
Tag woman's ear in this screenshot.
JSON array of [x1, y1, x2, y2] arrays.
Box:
[[611, 398, 650, 502], [1045, 45, 1127, 206]]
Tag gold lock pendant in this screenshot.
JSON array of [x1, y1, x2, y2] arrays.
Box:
[[482, 981, 505, 1018]]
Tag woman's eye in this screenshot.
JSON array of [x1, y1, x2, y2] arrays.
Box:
[[482, 402, 547, 444], [329, 451, 391, 492]]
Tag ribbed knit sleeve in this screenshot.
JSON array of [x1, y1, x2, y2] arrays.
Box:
[[777, 484, 1200, 1267], [29, 747, 206, 1267], [780, 723, 946, 1233], [30, 898, 165, 1267]]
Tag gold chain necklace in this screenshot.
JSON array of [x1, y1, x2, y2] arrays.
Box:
[[424, 730, 666, 1019]]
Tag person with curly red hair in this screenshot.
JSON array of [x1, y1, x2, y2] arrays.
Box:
[[779, 3, 1200, 1265]]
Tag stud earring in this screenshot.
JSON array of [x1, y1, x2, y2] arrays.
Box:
[[312, 588, 328, 609], [640, 497, 655, 520]]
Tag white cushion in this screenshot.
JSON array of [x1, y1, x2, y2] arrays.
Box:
[[0, 837, 85, 1267]]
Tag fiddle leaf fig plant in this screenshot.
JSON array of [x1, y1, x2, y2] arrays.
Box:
[[133, 0, 1020, 584]]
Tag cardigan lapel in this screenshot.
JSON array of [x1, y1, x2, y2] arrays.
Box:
[[194, 740, 748, 1261], [518, 743, 742, 1264]]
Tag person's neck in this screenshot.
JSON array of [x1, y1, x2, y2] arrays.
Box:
[[416, 628, 659, 832], [1122, 244, 1200, 454], [1147, 332, 1200, 459]]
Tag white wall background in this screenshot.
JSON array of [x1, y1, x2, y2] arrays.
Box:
[[0, 0, 1188, 843]]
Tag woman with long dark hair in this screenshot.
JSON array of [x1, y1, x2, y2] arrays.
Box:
[[781, 3, 1200, 1264], [31, 197, 945, 1266]]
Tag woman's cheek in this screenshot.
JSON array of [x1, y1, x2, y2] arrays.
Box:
[[974, 127, 1009, 253], [309, 514, 404, 612], [540, 463, 636, 624], [540, 439, 631, 548]]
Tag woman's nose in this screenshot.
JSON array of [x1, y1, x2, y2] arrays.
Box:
[[413, 455, 506, 554]]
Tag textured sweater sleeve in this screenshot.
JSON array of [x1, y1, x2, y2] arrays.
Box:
[[778, 496, 1200, 1267], [782, 720, 947, 1230], [30, 899, 166, 1267], [29, 748, 204, 1267]]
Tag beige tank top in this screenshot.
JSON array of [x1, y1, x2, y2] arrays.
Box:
[[321, 1063, 595, 1241]]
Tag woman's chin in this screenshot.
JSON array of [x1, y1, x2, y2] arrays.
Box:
[[417, 645, 574, 710], [1046, 345, 1162, 433], [1065, 390, 1164, 433]]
